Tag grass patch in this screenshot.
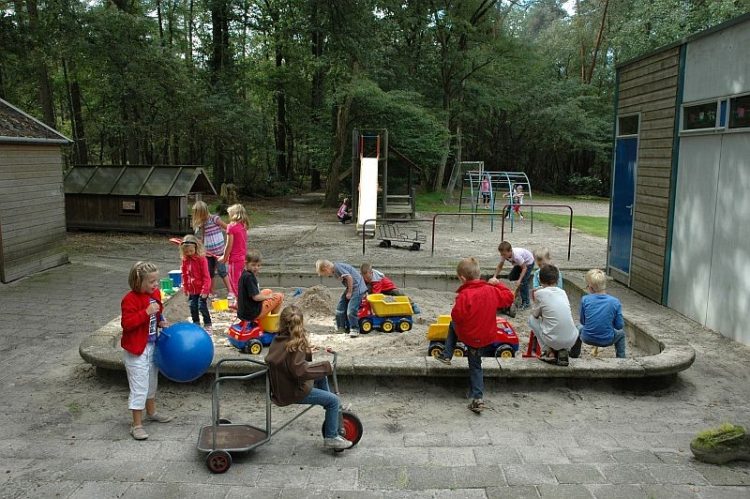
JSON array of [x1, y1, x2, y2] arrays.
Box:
[[414, 191, 460, 213], [530, 212, 609, 238], [209, 201, 270, 226]]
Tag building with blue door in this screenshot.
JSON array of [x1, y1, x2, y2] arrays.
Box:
[[610, 13, 750, 346]]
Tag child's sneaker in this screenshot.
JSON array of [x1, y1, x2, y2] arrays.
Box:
[[130, 425, 149, 440], [468, 399, 485, 414], [146, 412, 174, 423], [324, 435, 354, 450], [349, 329, 360, 338], [435, 355, 451, 365], [204, 325, 214, 335], [332, 327, 347, 335]]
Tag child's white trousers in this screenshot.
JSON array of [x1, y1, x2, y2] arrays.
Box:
[[123, 342, 158, 410]]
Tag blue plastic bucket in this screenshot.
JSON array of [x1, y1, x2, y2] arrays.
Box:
[[168, 270, 182, 288]]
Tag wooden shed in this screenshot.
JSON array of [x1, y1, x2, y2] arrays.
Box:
[[610, 13, 750, 345], [64, 165, 216, 234], [0, 98, 71, 283]]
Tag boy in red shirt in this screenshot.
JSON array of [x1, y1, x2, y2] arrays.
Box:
[[360, 263, 421, 314], [436, 257, 514, 413]]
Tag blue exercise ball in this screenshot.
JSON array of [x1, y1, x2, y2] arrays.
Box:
[[155, 322, 214, 382]]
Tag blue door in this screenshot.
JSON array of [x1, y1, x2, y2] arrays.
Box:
[[609, 137, 637, 274]]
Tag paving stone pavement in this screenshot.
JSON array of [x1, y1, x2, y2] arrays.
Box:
[[1, 260, 749, 499]]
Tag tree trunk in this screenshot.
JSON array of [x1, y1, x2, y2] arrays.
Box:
[[274, 46, 289, 179], [63, 59, 88, 165], [26, 0, 55, 127], [324, 93, 352, 207], [586, 0, 610, 84]]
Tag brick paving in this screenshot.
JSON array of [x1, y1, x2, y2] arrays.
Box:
[[1, 256, 749, 498]]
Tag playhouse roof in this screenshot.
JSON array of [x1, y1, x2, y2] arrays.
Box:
[[64, 165, 216, 197], [0, 98, 72, 144]]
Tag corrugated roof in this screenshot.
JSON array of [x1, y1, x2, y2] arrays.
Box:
[[64, 166, 216, 196], [0, 98, 72, 144]]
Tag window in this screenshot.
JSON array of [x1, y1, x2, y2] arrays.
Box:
[[617, 115, 639, 136], [729, 94, 750, 129], [683, 102, 718, 131], [121, 199, 140, 214]]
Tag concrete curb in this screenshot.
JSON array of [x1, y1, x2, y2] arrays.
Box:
[[79, 271, 696, 379]]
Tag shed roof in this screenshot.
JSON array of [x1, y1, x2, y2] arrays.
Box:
[[64, 166, 216, 196], [0, 98, 72, 144]]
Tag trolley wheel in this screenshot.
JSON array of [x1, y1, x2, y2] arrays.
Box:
[[381, 320, 394, 333], [398, 320, 411, 332], [428, 343, 445, 358], [378, 240, 392, 248], [323, 411, 364, 453], [359, 319, 373, 334], [217, 418, 232, 425], [495, 345, 514, 359], [206, 450, 232, 473], [245, 340, 263, 355], [453, 348, 465, 358], [409, 243, 420, 251]]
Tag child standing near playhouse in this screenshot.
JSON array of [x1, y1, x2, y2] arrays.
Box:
[[490, 241, 535, 310], [359, 262, 421, 314], [121, 261, 173, 441], [265, 305, 353, 450], [578, 269, 627, 358], [529, 265, 579, 366], [180, 235, 213, 333], [191, 200, 232, 297], [436, 257, 514, 413], [219, 203, 250, 305], [316, 259, 368, 337], [237, 249, 284, 326]]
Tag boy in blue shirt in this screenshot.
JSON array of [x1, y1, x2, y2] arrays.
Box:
[[578, 269, 627, 358], [316, 259, 368, 337]]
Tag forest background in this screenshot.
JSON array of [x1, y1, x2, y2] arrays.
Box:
[[2, 0, 749, 205]]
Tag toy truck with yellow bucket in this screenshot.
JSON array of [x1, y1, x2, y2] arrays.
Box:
[[357, 293, 414, 333], [426, 315, 520, 358], [226, 312, 280, 355]]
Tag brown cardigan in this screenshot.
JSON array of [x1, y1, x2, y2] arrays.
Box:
[[265, 332, 332, 406]]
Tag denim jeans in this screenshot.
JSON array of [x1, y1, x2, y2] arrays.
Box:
[[443, 322, 492, 400], [508, 263, 534, 307], [336, 290, 364, 332], [578, 324, 627, 358], [188, 294, 211, 326], [298, 377, 340, 438]]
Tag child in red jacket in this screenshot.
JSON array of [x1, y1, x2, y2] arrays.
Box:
[[436, 257, 514, 413], [180, 235, 213, 333], [359, 262, 421, 314], [121, 261, 173, 441]]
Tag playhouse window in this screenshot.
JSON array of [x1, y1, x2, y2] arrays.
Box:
[[617, 115, 639, 136], [121, 199, 140, 214], [729, 94, 750, 129], [683, 102, 718, 130]]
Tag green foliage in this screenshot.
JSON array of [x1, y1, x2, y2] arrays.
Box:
[[567, 175, 604, 196]]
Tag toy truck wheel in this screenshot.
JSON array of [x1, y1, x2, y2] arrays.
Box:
[[495, 345, 515, 359], [245, 340, 263, 355], [453, 348, 465, 358], [206, 450, 232, 473], [381, 320, 394, 333], [428, 342, 445, 358], [359, 319, 373, 334], [398, 320, 411, 332]]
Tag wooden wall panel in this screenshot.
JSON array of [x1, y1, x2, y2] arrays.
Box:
[[0, 144, 68, 282], [615, 47, 681, 303]]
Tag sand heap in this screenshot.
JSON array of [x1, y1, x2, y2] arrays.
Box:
[[292, 285, 335, 318]]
